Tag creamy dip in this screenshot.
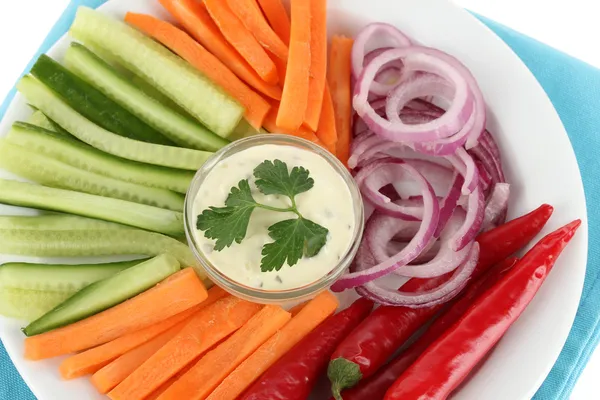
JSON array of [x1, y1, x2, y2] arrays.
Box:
[[192, 144, 356, 290]]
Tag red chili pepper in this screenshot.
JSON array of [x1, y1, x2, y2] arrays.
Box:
[[384, 219, 581, 400], [341, 256, 519, 400], [239, 298, 373, 400], [327, 204, 553, 399]]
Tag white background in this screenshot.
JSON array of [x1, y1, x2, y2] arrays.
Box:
[[0, 0, 597, 398]]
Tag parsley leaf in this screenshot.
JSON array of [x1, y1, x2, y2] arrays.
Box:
[[196, 180, 257, 251], [260, 218, 329, 272], [254, 159, 314, 199]]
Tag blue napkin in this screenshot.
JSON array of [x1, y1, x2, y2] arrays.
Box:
[[0, 1, 598, 399]]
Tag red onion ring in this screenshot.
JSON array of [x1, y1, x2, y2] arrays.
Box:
[[450, 186, 485, 251], [482, 183, 510, 230]]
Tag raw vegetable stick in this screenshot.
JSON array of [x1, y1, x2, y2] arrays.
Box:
[[205, 291, 339, 400], [146, 360, 197, 400], [276, 0, 311, 131], [0, 179, 184, 237], [303, 0, 328, 131], [61, 287, 227, 380], [204, 0, 278, 85], [228, 0, 288, 61], [328, 36, 354, 165], [125, 13, 270, 130], [159, 0, 282, 100], [24, 254, 181, 337], [159, 305, 291, 400], [108, 296, 262, 400], [24, 268, 207, 360], [257, 0, 291, 45], [316, 85, 338, 154], [89, 321, 188, 392], [263, 105, 324, 146]]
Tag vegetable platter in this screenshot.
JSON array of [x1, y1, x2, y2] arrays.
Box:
[[0, 0, 587, 399]]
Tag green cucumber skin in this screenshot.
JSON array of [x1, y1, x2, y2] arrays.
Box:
[[0, 288, 74, 322], [0, 179, 184, 236], [17, 76, 213, 171], [7, 122, 193, 194], [0, 214, 127, 231], [23, 254, 180, 336], [69, 8, 244, 138], [64, 43, 229, 151], [31, 54, 175, 146], [0, 259, 142, 292], [0, 227, 197, 266], [0, 140, 185, 212]]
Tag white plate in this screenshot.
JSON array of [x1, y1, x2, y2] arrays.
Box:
[[0, 0, 588, 399]]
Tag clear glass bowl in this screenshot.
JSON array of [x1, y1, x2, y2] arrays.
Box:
[[184, 134, 364, 305]]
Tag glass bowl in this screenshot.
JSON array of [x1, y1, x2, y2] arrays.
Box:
[[184, 134, 364, 305]]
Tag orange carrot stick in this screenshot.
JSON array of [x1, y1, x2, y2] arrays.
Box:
[[276, 0, 311, 131], [316, 84, 338, 154], [228, 0, 288, 61], [92, 320, 187, 394], [159, 305, 291, 400], [303, 0, 328, 131], [108, 296, 262, 400], [288, 301, 307, 317], [125, 13, 270, 130], [159, 0, 282, 100], [206, 291, 339, 400], [146, 360, 197, 400], [257, 0, 291, 45], [328, 36, 354, 166], [24, 269, 207, 360], [204, 0, 278, 85], [59, 286, 226, 380], [264, 105, 324, 146]]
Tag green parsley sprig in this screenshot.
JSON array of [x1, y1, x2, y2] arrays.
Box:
[[196, 160, 329, 272]]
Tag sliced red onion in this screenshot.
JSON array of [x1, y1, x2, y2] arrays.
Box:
[[435, 173, 464, 237], [355, 243, 479, 307], [355, 159, 431, 220], [352, 23, 412, 84], [445, 148, 479, 194], [482, 183, 510, 230], [330, 164, 439, 292], [354, 47, 476, 142], [450, 185, 485, 251]]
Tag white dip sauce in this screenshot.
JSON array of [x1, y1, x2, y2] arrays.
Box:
[[192, 144, 356, 290]]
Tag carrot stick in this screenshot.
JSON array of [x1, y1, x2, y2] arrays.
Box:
[[257, 0, 291, 45], [276, 0, 312, 131], [316, 84, 338, 154], [303, 0, 328, 131], [206, 291, 339, 400], [264, 105, 324, 146], [288, 301, 307, 317], [204, 0, 278, 85], [228, 0, 288, 61], [328, 36, 354, 166], [59, 286, 227, 380], [159, 305, 291, 400], [24, 268, 207, 360], [159, 0, 282, 100], [146, 360, 197, 400], [108, 296, 262, 400], [125, 13, 270, 130], [92, 320, 186, 394]]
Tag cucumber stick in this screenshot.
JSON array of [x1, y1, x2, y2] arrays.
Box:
[[0, 289, 74, 322], [0, 214, 128, 231], [7, 123, 193, 194], [64, 43, 228, 151], [27, 110, 55, 131], [70, 7, 244, 138], [0, 140, 184, 211], [0, 260, 142, 292], [0, 227, 201, 271], [31, 55, 175, 146], [17, 76, 213, 171], [0, 179, 184, 236], [23, 254, 180, 336]]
